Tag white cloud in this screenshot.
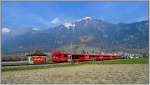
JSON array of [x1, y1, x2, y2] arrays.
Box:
[[137, 16, 148, 22], [2, 28, 11, 33], [100, 17, 105, 21], [50, 17, 61, 24], [32, 27, 39, 31]]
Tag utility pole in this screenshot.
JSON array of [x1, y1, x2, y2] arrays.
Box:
[[71, 27, 75, 54], [70, 27, 75, 63]]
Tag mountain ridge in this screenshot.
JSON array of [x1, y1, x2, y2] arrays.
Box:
[[2, 17, 149, 54]]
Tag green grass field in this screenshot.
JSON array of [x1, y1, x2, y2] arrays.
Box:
[[86, 58, 149, 64], [1, 58, 148, 72]]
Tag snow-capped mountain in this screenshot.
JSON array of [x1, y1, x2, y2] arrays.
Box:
[[2, 17, 149, 54], [77, 17, 92, 21], [63, 22, 76, 29]]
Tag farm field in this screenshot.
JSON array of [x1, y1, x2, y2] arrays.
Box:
[[1, 64, 149, 84]]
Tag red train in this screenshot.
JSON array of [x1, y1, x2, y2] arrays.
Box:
[[51, 52, 121, 63]]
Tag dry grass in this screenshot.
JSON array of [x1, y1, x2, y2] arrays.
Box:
[[1, 64, 149, 84]]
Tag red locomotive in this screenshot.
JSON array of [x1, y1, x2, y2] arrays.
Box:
[[33, 57, 46, 64], [51, 52, 121, 63]]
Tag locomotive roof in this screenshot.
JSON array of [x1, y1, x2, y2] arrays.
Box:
[[26, 50, 47, 56], [51, 51, 120, 57]]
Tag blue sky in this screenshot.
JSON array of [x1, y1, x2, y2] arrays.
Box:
[[2, 1, 149, 31]]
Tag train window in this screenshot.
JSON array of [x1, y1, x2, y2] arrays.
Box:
[[53, 54, 60, 58], [72, 55, 79, 59], [64, 54, 68, 58], [89, 55, 95, 57]]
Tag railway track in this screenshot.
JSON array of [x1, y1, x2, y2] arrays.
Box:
[[1, 61, 73, 67]]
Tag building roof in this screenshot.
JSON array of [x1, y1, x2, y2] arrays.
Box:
[[26, 50, 47, 56]]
